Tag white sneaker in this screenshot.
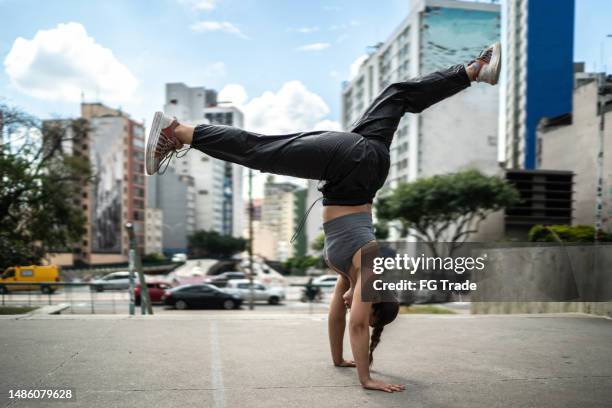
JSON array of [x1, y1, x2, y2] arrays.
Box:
[[471, 42, 501, 85], [145, 112, 184, 175]]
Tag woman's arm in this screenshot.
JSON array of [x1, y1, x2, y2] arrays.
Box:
[[328, 274, 355, 366], [349, 271, 405, 392]]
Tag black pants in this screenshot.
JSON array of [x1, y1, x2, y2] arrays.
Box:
[[191, 64, 471, 206]]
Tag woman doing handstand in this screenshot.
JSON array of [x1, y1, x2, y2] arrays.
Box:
[[145, 43, 501, 393]]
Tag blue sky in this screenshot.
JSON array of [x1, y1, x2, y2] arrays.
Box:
[[2, 0, 610, 128], [1, 0, 413, 127]]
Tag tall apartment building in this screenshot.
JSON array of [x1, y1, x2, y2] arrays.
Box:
[[203, 106, 244, 238], [505, 0, 574, 169], [305, 180, 324, 254], [147, 166, 196, 254], [162, 83, 244, 238], [243, 178, 306, 261], [44, 103, 146, 264], [342, 0, 501, 190], [144, 208, 163, 255], [81, 103, 147, 262]]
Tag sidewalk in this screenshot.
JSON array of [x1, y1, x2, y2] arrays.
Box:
[[1, 312, 611, 407]]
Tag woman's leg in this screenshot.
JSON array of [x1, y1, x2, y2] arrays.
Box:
[[328, 274, 355, 367], [148, 112, 363, 181], [348, 64, 472, 145], [349, 43, 500, 145]]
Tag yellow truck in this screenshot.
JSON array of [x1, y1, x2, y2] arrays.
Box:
[[0, 265, 60, 294]]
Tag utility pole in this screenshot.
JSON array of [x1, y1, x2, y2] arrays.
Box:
[[248, 169, 255, 310], [125, 223, 153, 315]]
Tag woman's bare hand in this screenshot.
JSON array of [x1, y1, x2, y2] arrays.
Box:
[[361, 378, 405, 393], [334, 359, 356, 367]]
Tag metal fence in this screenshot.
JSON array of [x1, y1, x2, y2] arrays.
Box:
[[0, 282, 134, 314]]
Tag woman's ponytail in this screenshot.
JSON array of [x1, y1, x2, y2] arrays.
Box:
[[368, 301, 399, 366], [369, 325, 384, 366]]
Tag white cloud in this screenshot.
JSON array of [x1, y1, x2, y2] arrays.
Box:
[[296, 42, 330, 52], [313, 119, 342, 131], [349, 54, 368, 80], [222, 81, 331, 134], [218, 83, 248, 106], [179, 0, 216, 11], [3, 22, 137, 103]]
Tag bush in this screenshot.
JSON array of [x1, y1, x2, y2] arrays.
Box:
[[284, 256, 319, 270], [528, 224, 612, 243]]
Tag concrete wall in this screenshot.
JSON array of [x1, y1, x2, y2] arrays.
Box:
[[470, 245, 612, 317]]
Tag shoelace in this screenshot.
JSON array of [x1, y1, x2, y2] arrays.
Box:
[[290, 196, 323, 244], [468, 47, 492, 67], [155, 130, 191, 175]]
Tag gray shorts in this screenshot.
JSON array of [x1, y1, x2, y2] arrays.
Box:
[[323, 212, 376, 277]]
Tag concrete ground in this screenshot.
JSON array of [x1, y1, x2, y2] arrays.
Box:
[[0, 312, 611, 408]]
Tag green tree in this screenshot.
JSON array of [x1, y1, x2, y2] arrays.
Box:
[[188, 230, 247, 259], [376, 169, 519, 257], [310, 232, 325, 252], [0, 103, 91, 270]]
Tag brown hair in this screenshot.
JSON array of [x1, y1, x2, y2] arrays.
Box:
[[369, 301, 399, 366]]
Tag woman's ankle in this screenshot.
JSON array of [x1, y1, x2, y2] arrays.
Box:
[[175, 123, 194, 145], [465, 61, 481, 82]]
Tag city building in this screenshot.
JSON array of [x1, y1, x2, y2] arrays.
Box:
[[537, 71, 612, 232], [44, 103, 147, 264], [505, 0, 575, 169], [305, 180, 324, 254], [244, 178, 305, 261], [292, 188, 308, 258], [342, 0, 501, 191], [144, 208, 163, 255], [163, 83, 244, 238], [244, 198, 276, 260], [147, 166, 196, 254], [204, 106, 244, 238]]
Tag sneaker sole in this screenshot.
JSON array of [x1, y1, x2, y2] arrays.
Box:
[[146, 111, 164, 175]]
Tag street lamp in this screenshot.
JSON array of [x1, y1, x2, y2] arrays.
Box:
[[248, 168, 255, 310]]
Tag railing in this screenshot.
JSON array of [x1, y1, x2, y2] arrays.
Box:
[[0, 282, 137, 314]]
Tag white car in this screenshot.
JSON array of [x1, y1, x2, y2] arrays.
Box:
[[223, 279, 286, 305], [312, 274, 338, 288], [171, 253, 188, 262], [91, 271, 131, 291]]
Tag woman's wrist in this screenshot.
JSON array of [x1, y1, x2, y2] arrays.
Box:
[[359, 375, 372, 385]]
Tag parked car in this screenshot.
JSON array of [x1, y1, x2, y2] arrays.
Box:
[[0, 265, 60, 294], [223, 279, 285, 305], [312, 274, 338, 288], [162, 284, 242, 310], [204, 271, 246, 288], [90, 271, 131, 292], [135, 281, 172, 305], [171, 253, 188, 262]]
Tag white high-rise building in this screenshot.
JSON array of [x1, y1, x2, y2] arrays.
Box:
[[163, 83, 244, 238], [342, 0, 501, 190]]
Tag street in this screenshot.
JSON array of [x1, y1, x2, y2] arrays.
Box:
[[0, 312, 610, 407], [0, 282, 334, 314]]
